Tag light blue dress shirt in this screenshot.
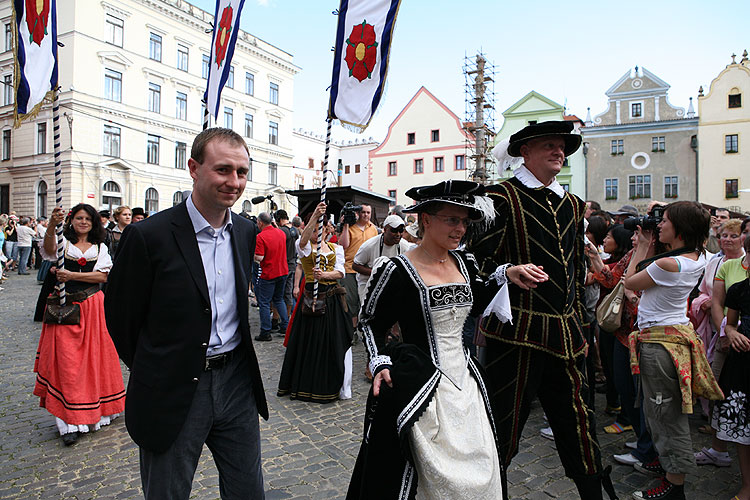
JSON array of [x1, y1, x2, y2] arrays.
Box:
[[186, 195, 241, 356]]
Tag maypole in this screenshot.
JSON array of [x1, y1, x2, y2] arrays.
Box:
[[51, 90, 66, 305], [311, 119, 333, 311]]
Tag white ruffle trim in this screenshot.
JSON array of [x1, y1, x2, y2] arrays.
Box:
[[482, 264, 513, 324], [56, 413, 121, 436]]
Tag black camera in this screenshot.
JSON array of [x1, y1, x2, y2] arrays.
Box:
[[623, 206, 665, 232], [339, 202, 362, 226]]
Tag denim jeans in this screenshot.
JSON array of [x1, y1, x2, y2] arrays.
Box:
[[613, 340, 657, 463], [17, 246, 32, 274], [256, 276, 288, 334]]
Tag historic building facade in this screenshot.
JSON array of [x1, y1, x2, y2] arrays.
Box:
[[697, 51, 750, 214], [582, 67, 698, 213], [368, 87, 472, 207], [492, 91, 586, 198], [0, 0, 299, 217]]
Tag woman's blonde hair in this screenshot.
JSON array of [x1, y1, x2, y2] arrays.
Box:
[[113, 205, 131, 221], [719, 218, 743, 235]]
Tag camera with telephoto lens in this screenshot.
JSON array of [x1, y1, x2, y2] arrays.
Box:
[[339, 202, 363, 226], [623, 205, 665, 232]]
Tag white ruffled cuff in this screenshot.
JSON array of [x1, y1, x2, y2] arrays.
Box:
[[482, 265, 513, 325], [369, 354, 392, 376], [488, 263, 512, 286]]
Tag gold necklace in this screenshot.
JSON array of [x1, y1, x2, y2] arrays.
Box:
[[420, 245, 448, 264]]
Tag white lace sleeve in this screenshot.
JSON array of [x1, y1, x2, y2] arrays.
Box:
[[93, 243, 113, 273], [482, 263, 513, 324]]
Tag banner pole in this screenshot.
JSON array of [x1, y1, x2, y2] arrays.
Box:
[[52, 88, 66, 306], [312, 119, 332, 311]]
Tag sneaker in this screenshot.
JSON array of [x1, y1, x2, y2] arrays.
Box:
[[631, 477, 685, 499], [634, 457, 666, 477], [540, 426, 555, 441], [614, 452, 640, 466], [694, 447, 732, 467], [625, 440, 637, 450], [254, 332, 272, 342]]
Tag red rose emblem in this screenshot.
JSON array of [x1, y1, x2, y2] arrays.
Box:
[[77, 257, 87, 267], [214, 4, 233, 69], [24, 0, 51, 46], [344, 21, 378, 82]]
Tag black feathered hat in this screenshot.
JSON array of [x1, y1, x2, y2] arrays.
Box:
[[508, 120, 582, 157], [403, 180, 495, 223]]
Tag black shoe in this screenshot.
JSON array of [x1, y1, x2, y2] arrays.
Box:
[[254, 332, 272, 342], [61, 432, 79, 446], [270, 319, 280, 332], [634, 457, 666, 477], [632, 477, 685, 499]]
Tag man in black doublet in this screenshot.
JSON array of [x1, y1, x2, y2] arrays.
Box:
[[470, 121, 617, 500]]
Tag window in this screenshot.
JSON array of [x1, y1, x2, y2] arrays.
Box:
[[36, 181, 47, 218], [355, 164, 360, 173], [664, 176, 678, 199], [102, 181, 121, 209], [173, 191, 183, 207], [268, 162, 278, 185], [105, 15, 123, 47], [148, 83, 161, 113], [388, 161, 397, 176], [388, 189, 397, 200], [2, 130, 10, 160], [268, 121, 278, 145], [407, 132, 415, 145], [726, 134, 739, 153], [147, 135, 159, 165], [729, 93, 742, 109], [4, 23, 11, 52], [561, 184, 570, 192], [149, 33, 162, 61], [175, 142, 186, 169], [145, 187, 159, 213], [455, 155, 465, 171], [344, 164, 350, 174], [177, 44, 189, 71], [3, 74, 11, 105], [431, 129, 439, 142], [631, 102, 642, 118], [37, 123, 46, 154], [726, 179, 739, 198], [242, 200, 252, 212], [175, 92, 187, 120], [224, 107, 233, 129], [103, 125, 120, 157], [202, 54, 209, 79], [269, 82, 279, 105], [244, 114, 253, 138], [605, 178, 618, 200], [104, 69, 122, 102], [308, 158, 314, 169], [628, 174, 651, 199], [248, 158, 253, 182], [651, 136, 665, 152], [434, 157, 444, 172], [414, 159, 423, 174], [245, 72, 254, 95], [528, 120, 537, 125], [227, 66, 235, 89], [610, 139, 623, 155]]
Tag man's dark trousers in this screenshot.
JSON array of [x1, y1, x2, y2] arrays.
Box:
[[256, 276, 288, 334]]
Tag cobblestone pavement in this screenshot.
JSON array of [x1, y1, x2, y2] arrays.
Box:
[[0, 272, 741, 499]]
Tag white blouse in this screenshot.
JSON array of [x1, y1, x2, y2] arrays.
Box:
[[40, 238, 113, 273]]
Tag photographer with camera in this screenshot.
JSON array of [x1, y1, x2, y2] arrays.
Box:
[[624, 201, 723, 500], [338, 203, 377, 331]]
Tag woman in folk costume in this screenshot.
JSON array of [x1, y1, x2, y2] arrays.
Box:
[[347, 180, 547, 500], [277, 201, 353, 403], [34, 204, 125, 446]]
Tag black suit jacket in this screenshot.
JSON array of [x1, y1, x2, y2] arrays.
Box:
[[105, 201, 268, 452]]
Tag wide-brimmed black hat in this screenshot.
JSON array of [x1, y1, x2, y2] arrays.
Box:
[[404, 180, 494, 222], [508, 120, 582, 157], [131, 207, 145, 217]]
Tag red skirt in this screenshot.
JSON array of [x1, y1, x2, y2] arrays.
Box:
[[33, 291, 126, 425]]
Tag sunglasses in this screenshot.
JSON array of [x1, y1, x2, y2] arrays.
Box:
[[430, 214, 474, 228], [388, 225, 405, 233]]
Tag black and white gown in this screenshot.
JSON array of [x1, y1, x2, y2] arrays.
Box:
[[347, 250, 503, 500]]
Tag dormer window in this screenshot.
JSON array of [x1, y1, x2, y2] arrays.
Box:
[[631, 102, 642, 118], [729, 89, 742, 108]]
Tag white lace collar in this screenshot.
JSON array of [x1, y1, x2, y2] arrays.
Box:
[[513, 164, 566, 198]]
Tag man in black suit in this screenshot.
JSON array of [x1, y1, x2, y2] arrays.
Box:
[[105, 128, 268, 499]]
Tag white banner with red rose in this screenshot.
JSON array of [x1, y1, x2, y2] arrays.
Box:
[[328, 0, 402, 132], [204, 0, 246, 121]]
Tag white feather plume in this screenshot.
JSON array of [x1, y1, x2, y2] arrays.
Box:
[[491, 138, 521, 172], [473, 195, 496, 231]]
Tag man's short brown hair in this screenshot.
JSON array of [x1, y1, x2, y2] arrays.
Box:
[[190, 127, 249, 164]]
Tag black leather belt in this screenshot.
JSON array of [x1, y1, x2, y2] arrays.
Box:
[[204, 349, 236, 371]]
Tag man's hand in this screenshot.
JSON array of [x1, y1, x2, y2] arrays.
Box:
[[506, 264, 548, 290]]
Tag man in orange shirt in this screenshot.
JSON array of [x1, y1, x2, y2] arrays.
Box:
[[339, 204, 377, 328]]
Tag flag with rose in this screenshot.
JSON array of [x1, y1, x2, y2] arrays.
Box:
[[204, 0, 246, 124], [328, 0, 402, 132], [12, 0, 58, 125]]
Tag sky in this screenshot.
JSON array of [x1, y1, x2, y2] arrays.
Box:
[[193, 0, 747, 144]]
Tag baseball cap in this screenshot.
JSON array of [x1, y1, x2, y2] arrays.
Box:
[[383, 214, 405, 229]]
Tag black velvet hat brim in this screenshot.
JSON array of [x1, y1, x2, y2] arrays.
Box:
[[508, 132, 582, 157]]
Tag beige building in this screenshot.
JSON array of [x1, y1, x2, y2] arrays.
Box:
[[369, 87, 472, 206], [582, 67, 698, 213], [0, 0, 299, 217], [697, 51, 750, 214]]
